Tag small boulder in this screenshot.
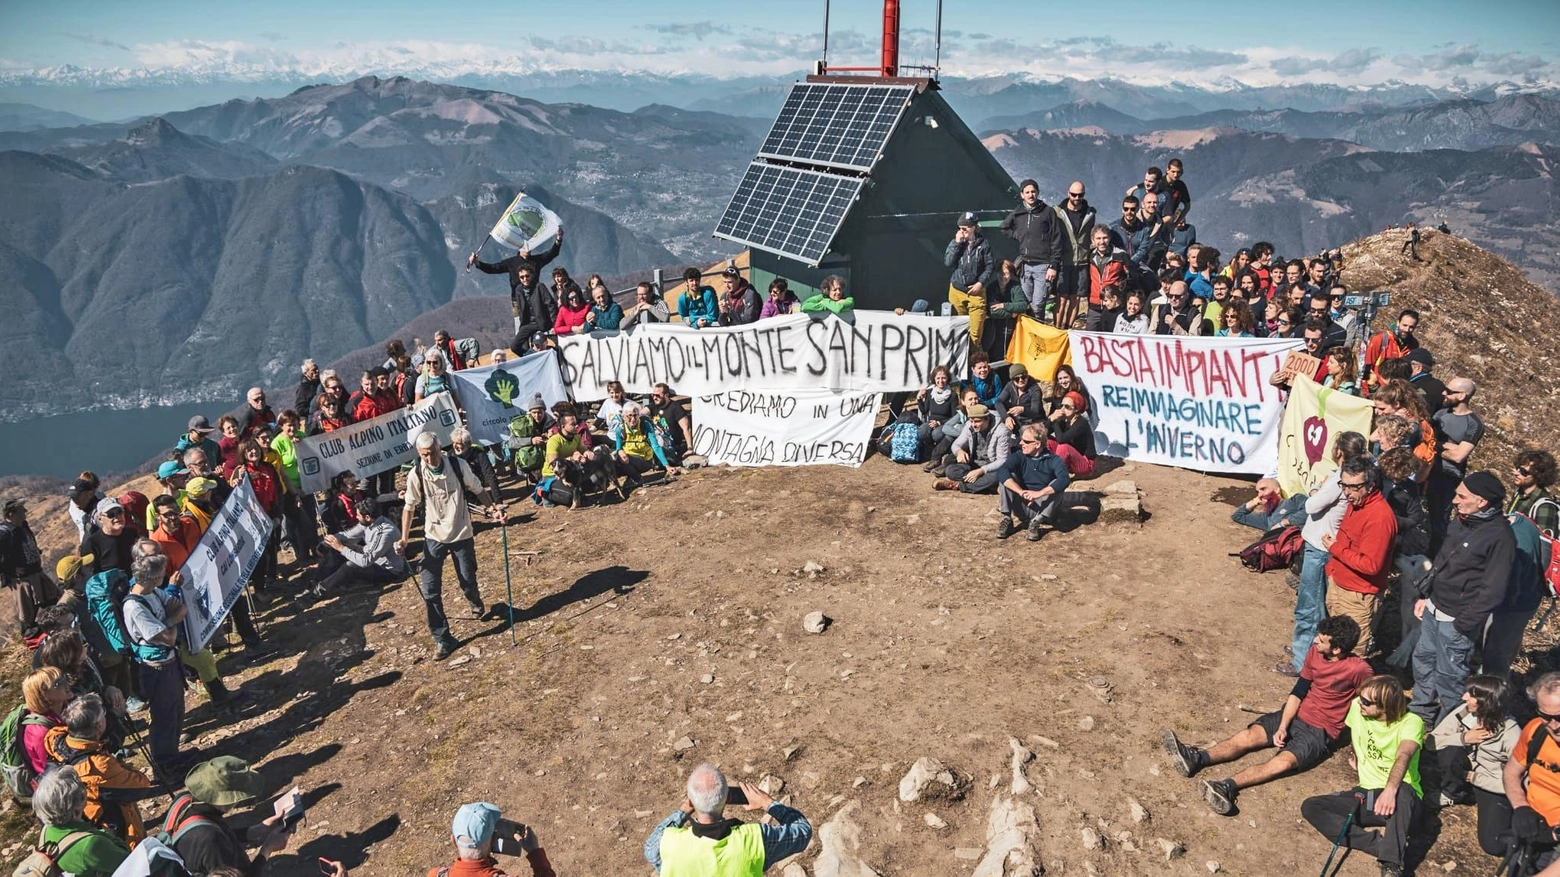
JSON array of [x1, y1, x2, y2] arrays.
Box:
[[813, 801, 881, 877], [1081, 827, 1103, 851], [1128, 797, 1150, 824], [923, 812, 947, 829], [898, 757, 960, 803], [803, 612, 831, 634], [672, 736, 695, 751], [1155, 838, 1186, 862]]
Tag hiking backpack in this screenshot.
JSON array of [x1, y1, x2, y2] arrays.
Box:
[[1236, 524, 1305, 573], [1518, 501, 1560, 600], [12, 829, 91, 877], [154, 793, 220, 851], [1, 705, 54, 798], [885, 420, 921, 464]]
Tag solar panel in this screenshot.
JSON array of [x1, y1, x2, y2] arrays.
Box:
[[714, 162, 865, 265], [757, 83, 915, 172]]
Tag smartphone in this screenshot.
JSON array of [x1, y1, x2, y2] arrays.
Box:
[[317, 859, 334, 876], [490, 818, 527, 856], [726, 787, 748, 806]]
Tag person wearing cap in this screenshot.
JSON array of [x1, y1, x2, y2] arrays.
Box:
[[175, 416, 223, 470], [716, 266, 761, 327], [146, 460, 190, 532], [1000, 181, 1065, 323], [623, 280, 671, 328], [507, 394, 554, 482], [993, 364, 1043, 434], [1363, 310, 1421, 391], [400, 431, 504, 660], [945, 211, 996, 345], [165, 756, 297, 877], [1408, 471, 1517, 725], [758, 279, 799, 320], [1048, 391, 1097, 478], [438, 801, 556, 877], [933, 403, 1011, 494], [235, 388, 276, 440], [800, 275, 854, 321], [66, 476, 105, 544], [1402, 347, 1446, 414], [2, 497, 62, 633], [644, 763, 811, 876], [677, 267, 720, 329], [79, 498, 138, 578]]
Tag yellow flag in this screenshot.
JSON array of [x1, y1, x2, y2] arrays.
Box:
[[1004, 316, 1072, 380], [1276, 375, 1375, 498]]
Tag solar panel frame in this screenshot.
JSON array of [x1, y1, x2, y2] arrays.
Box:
[[757, 83, 915, 172], [713, 162, 866, 266]]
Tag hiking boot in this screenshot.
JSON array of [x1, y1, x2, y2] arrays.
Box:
[[469, 601, 486, 619], [996, 517, 1016, 540], [1273, 662, 1300, 678], [1026, 518, 1045, 542], [1379, 864, 1403, 877], [933, 479, 958, 491], [920, 459, 940, 473], [242, 640, 278, 660], [434, 638, 458, 660], [1161, 730, 1205, 777], [1201, 778, 1237, 815]]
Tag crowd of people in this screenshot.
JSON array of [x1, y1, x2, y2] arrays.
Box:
[[0, 155, 1554, 877]]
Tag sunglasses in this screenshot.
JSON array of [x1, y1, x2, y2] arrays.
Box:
[[1539, 710, 1560, 723], [1358, 696, 1377, 708], [1518, 466, 1533, 476], [1068, 192, 1084, 198], [102, 509, 124, 519]]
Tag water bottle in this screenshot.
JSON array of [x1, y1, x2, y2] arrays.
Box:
[[940, 302, 953, 318]]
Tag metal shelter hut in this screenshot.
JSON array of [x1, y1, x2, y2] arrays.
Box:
[[712, 75, 1020, 312]]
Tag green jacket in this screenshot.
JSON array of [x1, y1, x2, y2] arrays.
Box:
[[801, 294, 855, 318], [41, 823, 130, 877]]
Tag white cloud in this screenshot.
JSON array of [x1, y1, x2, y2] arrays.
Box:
[[1, 30, 1553, 91]]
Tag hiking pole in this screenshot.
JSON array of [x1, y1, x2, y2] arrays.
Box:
[[1318, 793, 1364, 877], [501, 517, 516, 646]]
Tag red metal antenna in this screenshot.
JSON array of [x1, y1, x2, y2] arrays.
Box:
[[881, 0, 900, 77]]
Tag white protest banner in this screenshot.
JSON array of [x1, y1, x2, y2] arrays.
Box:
[[690, 388, 882, 468], [1070, 331, 1302, 474], [488, 191, 562, 252], [295, 392, 460, 493], [556, 312, 970, 401], [449, 352, 569, 447], [179, 474, 271, 651]]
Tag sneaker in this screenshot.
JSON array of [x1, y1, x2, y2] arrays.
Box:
[[126, 697, 147, 714], [933, 479, 958, 491], [1161, 730, 1204, 778], [434, 638, 458, 660], [996, 518, 1016, 540], [920, 460, 940, 473], [1379, 864, 1403, 877], [1026, 518, 1045, 542], [1272, 661, 1300, 678], [1201, 778, 1237, 815], [469, 601, 486, 619]]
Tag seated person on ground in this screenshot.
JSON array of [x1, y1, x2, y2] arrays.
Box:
[[29, 768, 131, 877], [994, 364, 1043, 434], [933, 404, 1011, 495], [314, 498, 408, 598], [1162, 616, 1371, 817], [994, 421, 1070, 542], [922, 388, 979, 476], [46, 694, 159, 845], [1048, 391, 1097, 478], [1430, 675, 1519, 857], [611, 402, 677, 490]]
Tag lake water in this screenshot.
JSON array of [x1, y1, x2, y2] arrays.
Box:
[[0, 402, 229, 481]]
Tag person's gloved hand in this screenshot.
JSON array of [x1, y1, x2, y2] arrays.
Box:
[[1512, 806, 1549, 842]]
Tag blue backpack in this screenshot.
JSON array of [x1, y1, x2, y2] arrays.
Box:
[[84, 569, 133, 657], [887, 421, 921, 463]]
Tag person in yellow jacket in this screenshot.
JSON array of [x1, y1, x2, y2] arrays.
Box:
[[644, 763, 813, 876]]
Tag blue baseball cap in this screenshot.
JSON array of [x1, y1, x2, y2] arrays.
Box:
[[452, 802, 501, 848], [158, 461, 188, 480]]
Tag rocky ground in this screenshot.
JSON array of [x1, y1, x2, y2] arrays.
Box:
[[4, 453, 1541, 876]]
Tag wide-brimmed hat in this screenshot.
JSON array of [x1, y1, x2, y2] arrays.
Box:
[[186, 757, 263, 806]]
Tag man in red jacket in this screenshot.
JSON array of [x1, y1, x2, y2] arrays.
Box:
[[1322, 456, 1399, 655]]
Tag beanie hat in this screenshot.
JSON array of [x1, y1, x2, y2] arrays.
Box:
[[1460, 471, 1506, 507], [1019, 178, 1038, 191]]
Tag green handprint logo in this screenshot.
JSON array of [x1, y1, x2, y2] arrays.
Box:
[[485, 370, 521, 409]]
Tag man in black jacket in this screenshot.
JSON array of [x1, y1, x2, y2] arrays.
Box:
[[293, 360, 319, 418], [1052, 182, 1096, 329], [945, 212, 995, 346], [1000, 180, 1064, 320], [1408, 471, 1516, 724], [470, 228, 564, 350]]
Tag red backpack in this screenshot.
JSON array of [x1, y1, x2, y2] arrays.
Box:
[[1236, 524, 1305, 573]]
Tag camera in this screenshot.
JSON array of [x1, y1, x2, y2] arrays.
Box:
[[1343, 294, 1365, 308]]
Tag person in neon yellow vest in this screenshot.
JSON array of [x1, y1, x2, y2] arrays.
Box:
[[644, 763, 812, 876]]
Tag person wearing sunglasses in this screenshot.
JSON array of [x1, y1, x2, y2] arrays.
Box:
[[1164, 616, 1370, 819], [1300, 675, 1424, 877], [992, 421, 1068, 542], [1508, 450, 1558, 537], [1051, 181, 1095, 329], [1316, 457, 1397, 664], [1408, 471, 1517, 727], [79, 498, 139, 578], [1504, 672, 1560, 870]]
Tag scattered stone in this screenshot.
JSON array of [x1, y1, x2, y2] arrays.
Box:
[[898, 757, 960, 802], [784, 745, 803, 761], [1207, 862, 1220, 874], [1155, 838, 1186, 862], [758, 775, 786, 796], [700, 674, 715, 684], [448, 656, 472, 667], [803, 560, 826, 575], [852, 776, 867, 788], [468, 646, 481, 658], [667, 633, 681, 640], [1009, 738, 1035, 795], [780, 863, 807, 877], [803, 612, 831, 634], [672, 736, 695, 751], [906, 514, 920, 525], [1080, 827, 1103, 851], [923, 812, 947, 829], [976, 796, 1043, 877], [1099, 481, 1146, 525], [1028, 735, 1060, 750], [813, 801, 881, 877], [1077, 716, 1095, 731], [954, 848, 983, 861], [1442, 862, 1457, 872], [634, 809, 654, 818], [1128, 798, 1150, 824], [1087, 677, 1113, 704]]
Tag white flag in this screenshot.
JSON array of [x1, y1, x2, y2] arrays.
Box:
[[488, 191, 561, 252]]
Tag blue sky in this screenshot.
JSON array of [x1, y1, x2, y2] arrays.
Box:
[[1, 0, 1557, 87]]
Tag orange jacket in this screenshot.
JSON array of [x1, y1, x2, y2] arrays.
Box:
[[45, 726, 152, 847]]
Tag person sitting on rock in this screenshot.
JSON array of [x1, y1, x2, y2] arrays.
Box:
[[1047, 391, 1096, 478], [644, 763, 812, 875], [436, 802, 556, 877], [993, 421, 1069, 542], [933, 404, 1011, 495], [1162, 615, 1371, 819], [923, 387, 980, 477]]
